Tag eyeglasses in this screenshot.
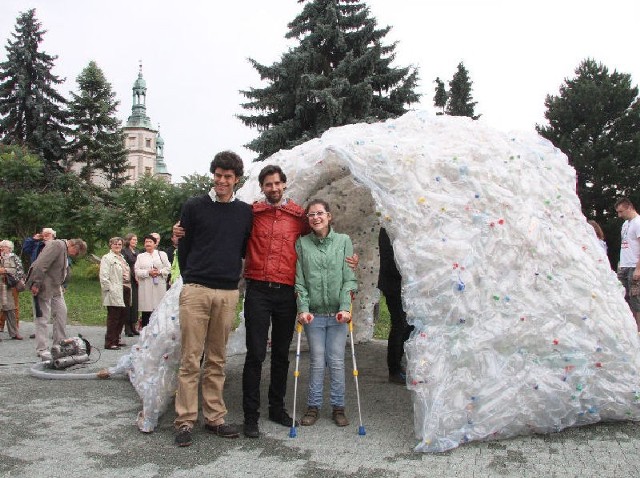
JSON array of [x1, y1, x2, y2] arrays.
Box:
[[306, 211, 327, 218]]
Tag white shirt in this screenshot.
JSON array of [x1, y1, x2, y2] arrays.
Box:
[[619, 215, 640, 267]]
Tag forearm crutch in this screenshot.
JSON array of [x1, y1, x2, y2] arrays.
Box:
[[348, 319, 366, 436], [341, 296, 366, 436], [289, 322, 303, 438]]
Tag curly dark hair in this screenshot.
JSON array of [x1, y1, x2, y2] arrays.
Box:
[[210, 151, 244, 177]]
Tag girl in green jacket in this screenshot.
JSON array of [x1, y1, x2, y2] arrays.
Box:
[[295, 199, 358, 427]]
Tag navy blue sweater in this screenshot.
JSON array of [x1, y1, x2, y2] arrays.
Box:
[[178, 194, 253, 290]]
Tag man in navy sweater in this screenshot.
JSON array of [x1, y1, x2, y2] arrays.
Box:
[[173, 151, 253, 447]]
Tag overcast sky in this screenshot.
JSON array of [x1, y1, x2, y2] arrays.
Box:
[[1, 0, 639, 181]]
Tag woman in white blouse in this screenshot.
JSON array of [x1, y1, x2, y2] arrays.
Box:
[[134, 234, 171, 328]]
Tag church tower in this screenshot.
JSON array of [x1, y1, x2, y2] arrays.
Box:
[[154, 126, 171, 182], [122, 64, 171, 183]]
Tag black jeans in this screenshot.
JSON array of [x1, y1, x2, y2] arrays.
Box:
[[382, 286, 413, 374], [242, 280, 297, 422]]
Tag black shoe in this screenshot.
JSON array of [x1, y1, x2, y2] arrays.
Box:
[[29, 333, 36, 339], [268, 409, 299, 427], [175, 426, 192, 447], [126, 333, 135, 337], [389, 370, 406, 385], [243, 421, 260, 438], [205, 423, 240, 438]]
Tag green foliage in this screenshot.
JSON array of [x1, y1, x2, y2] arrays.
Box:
[[0, 9, 69, 169], [0, 145, 44, 239], [18, 259, 105, 326], [238, 0, 420, 161], [373, 296, 391, 340], [68, 60, 129, 188], [445, 62, 480, 119], [537, 58, 640, 267], [0, 144, 110, 248], [110, 175, 208, 241], [433, 77, 448, 115], [176, 173, 213, 200]]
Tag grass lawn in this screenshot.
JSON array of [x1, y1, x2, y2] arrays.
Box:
[[18, 259, 392, 338]]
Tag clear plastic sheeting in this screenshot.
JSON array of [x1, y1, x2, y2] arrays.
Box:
[[112, 112, 640, 445], [237, 111, 640, 451], [108, 278, 181, 432]]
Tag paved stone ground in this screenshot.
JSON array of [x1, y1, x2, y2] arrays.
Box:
[[1, 322, 640, 477]]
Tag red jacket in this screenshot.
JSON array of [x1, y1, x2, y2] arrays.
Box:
[[244, 199, 309, 286]]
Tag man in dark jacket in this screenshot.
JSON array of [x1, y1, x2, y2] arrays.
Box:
[[173, 151, 253, 447], [378, 227, 413, 384]]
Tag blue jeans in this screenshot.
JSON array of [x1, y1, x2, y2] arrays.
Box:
[[304, 314, 348, 408]]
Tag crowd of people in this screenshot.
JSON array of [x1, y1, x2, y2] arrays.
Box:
[[99, 232, 176, 350], [4, 149, 638, 449]]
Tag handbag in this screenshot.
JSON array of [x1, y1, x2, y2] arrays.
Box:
[[5, 273, 18, 288], [5, 273, 25, 292], [2, 255, 26, 292]]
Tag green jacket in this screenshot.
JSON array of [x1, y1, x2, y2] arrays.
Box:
[[170, 248, 180, 285], [295, 228, 357, 314]]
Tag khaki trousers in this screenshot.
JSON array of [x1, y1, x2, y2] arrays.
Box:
[[34, 290, 67, 353], [174, 284, 239, 430]]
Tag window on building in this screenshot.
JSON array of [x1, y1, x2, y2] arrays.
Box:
[[128, 136, 136, 146], [145, 138, 151, 148], [145, 167, 152, 176]]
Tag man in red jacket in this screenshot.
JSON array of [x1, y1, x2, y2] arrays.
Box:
[[241, 165, 308, 438]]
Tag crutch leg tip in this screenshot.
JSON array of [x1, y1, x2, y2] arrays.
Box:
[[289, 428, 297, 438], [358, 426, 366, 436]]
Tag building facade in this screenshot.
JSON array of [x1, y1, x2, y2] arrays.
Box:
[[123, 66, 171, 184]]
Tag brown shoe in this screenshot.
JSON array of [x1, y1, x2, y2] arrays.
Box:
[[332, 407, 349, 427], [300, 406, 319, 426], [204, 423, 240, 438]]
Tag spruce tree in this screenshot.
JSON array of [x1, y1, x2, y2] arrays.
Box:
[[446, 62, 480, 119], [0, 9, 68, 168], [433, 77, 447, 115], [537, 58, 640, 266], [238, 0, 419, 161], [68, 61, 128, 188]]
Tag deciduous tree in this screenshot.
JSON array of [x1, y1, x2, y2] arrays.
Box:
[[537, 58, 640, 266]]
